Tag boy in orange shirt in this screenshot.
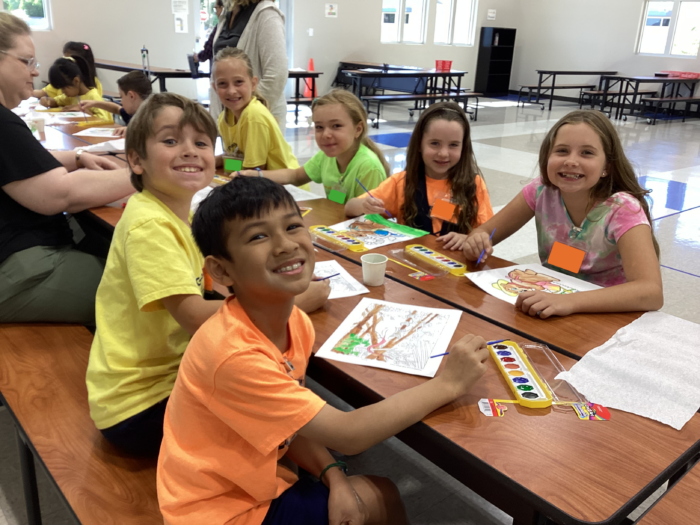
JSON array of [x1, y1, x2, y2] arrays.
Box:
[[156, 176, 490, 525]]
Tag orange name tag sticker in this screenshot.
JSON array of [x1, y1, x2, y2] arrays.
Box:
[[548, 241, 585, 273], [431, 199, 458, 223]]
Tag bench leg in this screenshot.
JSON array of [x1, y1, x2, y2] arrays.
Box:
[[16, 429, 43, 525]]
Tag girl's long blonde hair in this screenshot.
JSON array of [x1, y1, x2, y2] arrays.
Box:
[[212, 47, 269, 108], [311, 89, 390, 177], [404, 101, 482, 233], [539, 110, 660, 257]]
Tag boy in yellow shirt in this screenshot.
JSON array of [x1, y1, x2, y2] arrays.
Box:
[[157, 176, 490, 523]]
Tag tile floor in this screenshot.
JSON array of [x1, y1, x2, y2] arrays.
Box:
[[1, 97, 698, 524]]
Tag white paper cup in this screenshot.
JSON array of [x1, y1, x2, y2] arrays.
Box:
[[30, 117, 45, 133], [361, 254, 388, 286]]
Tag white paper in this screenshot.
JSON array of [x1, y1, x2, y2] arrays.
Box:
[[171, 0, 188, 14], [316, 298, 461, 377], [487, 9, 497, 20], [466, 264, 601, 305], [191, 186, 214, 213], [329, 215, 426, 250], [284, 184, 324, 202], [325, 3, 338, 17], [73, 127, 121, 138], [52, 111, 90, 118], [313, 260, 368, 299], [74, 138, 125, 153], [174, 15, 188, 33], [555, 312, 700, 430]]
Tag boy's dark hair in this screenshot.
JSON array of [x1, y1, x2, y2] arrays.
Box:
[[48, 55, 95, 90], [192, 177, 300, 261], [117, 71, 153, 100], [126, 92, 217, 191], [62, 41, 97, 84]]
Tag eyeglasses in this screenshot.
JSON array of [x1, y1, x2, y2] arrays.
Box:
[[0, 50, 39, 72]]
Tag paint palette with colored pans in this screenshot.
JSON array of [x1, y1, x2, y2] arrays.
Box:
[[489, 341, 553, 409], [404, 245, 467, 276], [310, 226, 368, 253]]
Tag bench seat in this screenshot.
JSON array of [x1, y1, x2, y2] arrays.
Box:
[[518, 83, 596, 109], [360, 92, 482, 127], [641, 96, 700, 124], [0, 324, 161, 524]]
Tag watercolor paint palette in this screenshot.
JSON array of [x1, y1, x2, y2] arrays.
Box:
[[404, 245, 467, 276], [310, 226, 368, 253], [489, 340, 553, 408]]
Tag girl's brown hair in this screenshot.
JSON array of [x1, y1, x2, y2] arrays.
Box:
[[311, 89, 390, 177], [0, 12, 30, 54], [403, 101, 482, 233], [539, 110, 660, 257], [212, 47, 268, 108]]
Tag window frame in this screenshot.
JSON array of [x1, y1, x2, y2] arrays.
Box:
[[380, 0, 429, 45], [433, 0, 479, 47], [637, 0, 700, 58]]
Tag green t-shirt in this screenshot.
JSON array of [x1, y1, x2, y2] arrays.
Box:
[[303, 144, 387, 200]]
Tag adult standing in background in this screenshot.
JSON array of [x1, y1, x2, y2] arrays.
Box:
[[193, 0, 225, 66], [209, 0, 289, 131], [0, 13, 133, 324]]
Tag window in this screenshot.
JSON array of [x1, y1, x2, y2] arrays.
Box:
[[2, 0, 51, 30], [638, 0, 700, 57], [381, 0, 428, 44], [433, 0, 478, 46]]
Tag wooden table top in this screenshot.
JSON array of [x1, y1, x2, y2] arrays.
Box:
[[536, 70, 618, 75], [637, 460, 700, 524], [95, 58, 191, 77], [339, 60, 425, 71], [343, 68, 466, 77], [602, 75, 700, 83]]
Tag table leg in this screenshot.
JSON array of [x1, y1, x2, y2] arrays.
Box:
[[536, 72, 543, 108], [295, 77, 300, 124], [16, 428, 43, 525], [548, 74, 556, 111], [158, 76, 167, 93]]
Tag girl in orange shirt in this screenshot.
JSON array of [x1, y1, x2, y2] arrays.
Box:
[[345, 101, 493, 250]]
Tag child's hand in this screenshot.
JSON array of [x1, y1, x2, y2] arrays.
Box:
[[436, 232, 467, 251], [328, 477, 367, 525], [113, 126, 127, 137], [237, 170, 260, 177], [79, 100, 97, 111], [294, 279, 331, 313], [437, 334, 489, 398], [39, 96, 50, 107], [361, 197, 386, 215], [462, 231, 494, 262], [63, 104, 80, 112], [514, 291, 575, 319]]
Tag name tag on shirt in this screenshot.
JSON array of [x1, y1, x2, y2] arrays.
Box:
[[430, 199, 458, 223], [328, 189, 347, 204], [548, 241, 586, 273]]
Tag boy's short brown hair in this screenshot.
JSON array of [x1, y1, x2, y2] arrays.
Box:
[[117, 71, 153, 100], [126, 93, 217, 192]]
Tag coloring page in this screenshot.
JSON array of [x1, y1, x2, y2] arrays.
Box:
[[284, 184, 324, 202], [329, 215, 427, 250], [316, 298, 461, 377], [313, 260, 369, 299], [466, 264, 601, 305], [73, 127, 121, 138]]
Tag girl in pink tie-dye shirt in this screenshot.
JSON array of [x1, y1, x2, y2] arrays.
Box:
[[463, 110, 663, 319]]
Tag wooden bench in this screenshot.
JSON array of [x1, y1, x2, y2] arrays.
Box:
[[0, 324, 161, 524], [641, 96, 700, 124], [637, 458, 700, 524], [518, 83, 596, 109], [361, 92, 482, 128]]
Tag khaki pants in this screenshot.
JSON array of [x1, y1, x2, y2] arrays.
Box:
[[0, 246, 105, 324]]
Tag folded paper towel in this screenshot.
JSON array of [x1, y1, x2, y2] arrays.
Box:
[[555, 312, 700, 430]]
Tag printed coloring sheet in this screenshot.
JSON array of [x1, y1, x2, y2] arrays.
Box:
[[284, 185, 324, 202], [73, 127, 121, 138], [466, 263, 601, 305], [329, 215, 426, 250], [313, 260, 369, 299], [316, 298, 461, 377]]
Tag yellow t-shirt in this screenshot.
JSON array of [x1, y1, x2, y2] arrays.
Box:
[[218, 97, 298, 171], [45, 77, 103, 104], [86, 190, 205, 430]]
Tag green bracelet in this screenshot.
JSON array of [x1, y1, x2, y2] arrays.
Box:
[[319, 460, 348, 482]]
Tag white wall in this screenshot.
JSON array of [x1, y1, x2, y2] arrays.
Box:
[[31, 0, 198, 98], [292, 0, 521, 94]]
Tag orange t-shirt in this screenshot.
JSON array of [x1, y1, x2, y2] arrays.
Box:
[[359, 171, 494, 234], [157, 297, 325, 525]]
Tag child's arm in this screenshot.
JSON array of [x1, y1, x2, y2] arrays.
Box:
[[515, 225, 663, 318], [79, 100, 122, 115], [161, 295, 224, 335], [463, 192, 535, 263], [299, 334, 489, 455], [294, 280, 331, 313], [345, 196, 387, 217], [32, 88, 47, 98], [238, 166, 310, 187], [39, 96, 58, 108]]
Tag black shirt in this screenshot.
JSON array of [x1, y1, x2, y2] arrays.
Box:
[[119, 107, 132, 124], [0, 103, 73, 265], [213, 5, 256, 57]]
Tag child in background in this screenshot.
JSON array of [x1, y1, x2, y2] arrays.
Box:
[[80, 71, 153, 137], [85, 93, 223, 457], [39, 56, 113, 122], [345, 101, 493, 250], [157, 176, 490, 524], [240, 89, 389, 204], [463, 110, 663, 318], [213, 47, 298, 172], [33, 41, 103, 100]]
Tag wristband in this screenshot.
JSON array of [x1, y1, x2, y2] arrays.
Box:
[[255, 167, 263, 177], [75, 148, 85, 169], [319, 461, 348, 483]]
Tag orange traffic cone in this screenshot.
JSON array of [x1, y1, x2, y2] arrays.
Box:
[[304, 58, 316, 98]]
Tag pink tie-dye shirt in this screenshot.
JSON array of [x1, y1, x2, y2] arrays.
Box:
[[522, 178, 651, 287]]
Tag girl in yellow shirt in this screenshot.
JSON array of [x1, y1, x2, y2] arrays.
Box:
[[39, 55, 113, 122], [212, 47, 297, 171], [33, 41, 103, 100]]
